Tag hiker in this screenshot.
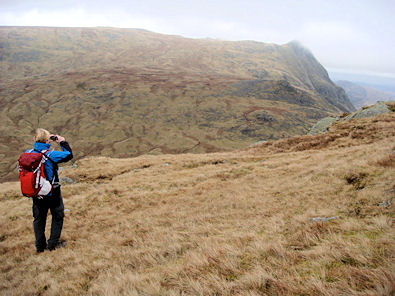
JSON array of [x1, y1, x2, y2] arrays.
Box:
[[28, 128, 73, 253]]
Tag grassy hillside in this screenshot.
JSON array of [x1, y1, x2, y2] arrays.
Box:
[[0, 112, 393, 295], [336, 80, 395, 109], [0, 27, 354, 182]]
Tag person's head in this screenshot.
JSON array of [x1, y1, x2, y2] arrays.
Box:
[[34, 128, 51, 143]]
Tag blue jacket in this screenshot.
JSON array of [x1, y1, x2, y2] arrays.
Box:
[[26, 141, 73, 195]]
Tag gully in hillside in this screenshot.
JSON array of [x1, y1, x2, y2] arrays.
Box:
[[21, 128, 73, 253]]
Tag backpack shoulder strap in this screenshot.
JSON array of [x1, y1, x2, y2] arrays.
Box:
[[33, 149, 55, 163], [34, 149, 59, 184], [44, 150, 54, 158]]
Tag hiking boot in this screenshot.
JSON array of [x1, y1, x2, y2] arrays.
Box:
[[36, 249, 45, 254], [48, 241, 67, 251]]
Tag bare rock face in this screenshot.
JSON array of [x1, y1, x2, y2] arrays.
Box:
[[308, 117, 340, 135], [344, 102, 391, 120]]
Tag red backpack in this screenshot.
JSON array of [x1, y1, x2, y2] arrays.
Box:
[[18, 149, 52, 198]]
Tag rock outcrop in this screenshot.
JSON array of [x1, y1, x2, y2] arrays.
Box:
[[308, 102, 393, 135]]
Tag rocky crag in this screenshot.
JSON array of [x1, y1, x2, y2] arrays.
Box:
[[308, 102, 394, 135]]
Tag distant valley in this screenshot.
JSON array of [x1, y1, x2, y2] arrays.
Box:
[[0, 26, 354, 181], [336, 80, 395, 109]]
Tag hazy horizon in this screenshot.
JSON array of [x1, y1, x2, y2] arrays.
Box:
[[328, 70, 395, 92]]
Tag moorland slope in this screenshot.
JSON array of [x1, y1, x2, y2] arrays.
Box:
[[0, 110, 393, 295], [0, 26, 354, 181]]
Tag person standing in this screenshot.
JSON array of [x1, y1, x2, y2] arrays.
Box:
[[29, 128, 73, 253]]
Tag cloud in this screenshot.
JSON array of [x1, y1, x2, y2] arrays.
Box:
[[1, 8, 108, 27], [0, 7, 176, 34], [293, 20, 395, 75], [299, 21, 366, 44]]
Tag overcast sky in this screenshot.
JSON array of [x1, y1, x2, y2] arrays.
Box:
[[1, 0, 395, 79]]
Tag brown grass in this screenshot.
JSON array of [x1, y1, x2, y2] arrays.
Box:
[[0, 113, 394, 295]]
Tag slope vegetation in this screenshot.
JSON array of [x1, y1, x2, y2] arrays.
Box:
[[1, 112, 393, 295], [0, 27, 354, 181]]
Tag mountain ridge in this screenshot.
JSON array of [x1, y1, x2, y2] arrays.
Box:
[[0, 26, 354, 181]]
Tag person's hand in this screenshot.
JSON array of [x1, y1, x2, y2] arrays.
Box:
[[55, 135, 65, 143], [49, 134, 65, 143]]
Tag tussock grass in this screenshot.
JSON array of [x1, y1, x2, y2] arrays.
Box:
[[1, 113, 394, 295]]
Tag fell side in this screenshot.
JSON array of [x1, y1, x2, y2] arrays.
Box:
[[0, 112, 394, 295], [0, 27, 354, 182]]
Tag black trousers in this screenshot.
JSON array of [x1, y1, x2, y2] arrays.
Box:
[[32, 188, 64, 251]]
